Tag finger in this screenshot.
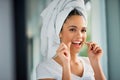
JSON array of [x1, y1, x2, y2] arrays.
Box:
[[65, 42, 71, 51], [55, 42, 70, 58], [85, 42, 93, 51], [57, 42, 71, 57], [62, 43, 68, 49], [62, 42, 71, 51], [57, 42, 66, 51], [61, 49, 69, 57], [57, 45, 65, 52], [94, 46, 100, 53], [55, 49, 69, 58], [96, 49, 102, 53], [87, 42, 93, 51], [57, 43, 68, 54], [85, 42, 92, 46], [95, 47, 102, 53], [92, 44, 96, 51], [87, 42, 96, 51]]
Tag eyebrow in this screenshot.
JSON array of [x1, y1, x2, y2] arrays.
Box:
[[68, 25, 87, 29], [67, 25, 77, 28]]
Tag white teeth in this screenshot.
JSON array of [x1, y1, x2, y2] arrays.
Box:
[[73, 42, 81, 44]]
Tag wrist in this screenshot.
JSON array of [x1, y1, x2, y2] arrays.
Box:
[[62, 59, 70, 66], [90, 60, 101, 68], [89, 57, 101, 65], [62, 62, 70, 68], [62, 62, 71, 80]]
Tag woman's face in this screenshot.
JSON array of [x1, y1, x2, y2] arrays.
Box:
[[59, 15, 87, 54]]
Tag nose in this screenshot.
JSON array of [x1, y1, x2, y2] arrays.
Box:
[[76, 31, 83, 39]]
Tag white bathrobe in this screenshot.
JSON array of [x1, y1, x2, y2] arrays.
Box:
[[36, 57, 95, 80]]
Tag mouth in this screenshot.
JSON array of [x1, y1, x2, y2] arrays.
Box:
[[72, 41, 83, 47]]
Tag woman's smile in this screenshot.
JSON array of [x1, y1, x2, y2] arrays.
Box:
[[71, 40, 83, 48]]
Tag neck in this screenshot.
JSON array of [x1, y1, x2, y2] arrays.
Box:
[[70, 52, 79, 63]]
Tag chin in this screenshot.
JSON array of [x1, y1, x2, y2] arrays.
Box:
[[70, 48, 81, 54], [70, 44, 83, 54]]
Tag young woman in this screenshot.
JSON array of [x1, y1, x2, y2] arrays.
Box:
[[36, 0, 106, 80]]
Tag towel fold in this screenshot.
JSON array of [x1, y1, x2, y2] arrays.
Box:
[[40, 0, 87, 61]]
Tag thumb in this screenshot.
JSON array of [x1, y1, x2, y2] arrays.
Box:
[[66, 42, 71, 49], [85, 42, 92, 51]]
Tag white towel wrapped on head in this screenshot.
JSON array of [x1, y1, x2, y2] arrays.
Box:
[[40, 0, 87, 61]]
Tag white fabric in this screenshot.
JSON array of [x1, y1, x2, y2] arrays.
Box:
[[36, 57, 95, 80], [40, 0, 87, 60]]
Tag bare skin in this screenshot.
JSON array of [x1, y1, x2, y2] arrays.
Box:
[[39, 15, 106, 80]]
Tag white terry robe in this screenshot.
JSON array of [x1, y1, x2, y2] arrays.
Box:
[[36, 57, 95, 80]]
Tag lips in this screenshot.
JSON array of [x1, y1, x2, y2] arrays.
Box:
[[72, 41, 83, 47], [72, 41, 81, 45]]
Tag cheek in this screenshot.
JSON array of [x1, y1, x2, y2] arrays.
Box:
[[61, 33, 74, 43]]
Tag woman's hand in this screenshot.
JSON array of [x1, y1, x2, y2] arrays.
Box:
[[56, 42, 71, 80], [55, 42, 71, 65], [86, 42, 103, 62], [86, 42, 106, 80]]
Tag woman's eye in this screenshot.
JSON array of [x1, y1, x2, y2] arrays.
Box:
[[69, 28, 76, 32], [81, 29, 86, 32]]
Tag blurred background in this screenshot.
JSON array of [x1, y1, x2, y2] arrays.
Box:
[[0, 0, 120, 80]]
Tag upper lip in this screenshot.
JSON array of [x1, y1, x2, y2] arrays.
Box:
[[72, 40, 83, 44]]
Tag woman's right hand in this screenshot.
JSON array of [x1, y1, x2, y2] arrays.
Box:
[[56, 42, 71, 65]]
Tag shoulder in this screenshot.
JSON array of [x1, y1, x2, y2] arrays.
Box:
[[36, 59, 55, 73], [36, 59, 55, 79]]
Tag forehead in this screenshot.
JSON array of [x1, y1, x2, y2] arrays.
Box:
[[63, 15, 87, 28]]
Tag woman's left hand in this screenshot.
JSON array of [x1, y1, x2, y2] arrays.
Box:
[[86, 42, 103, 62], [86, 42, 106, 80]]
